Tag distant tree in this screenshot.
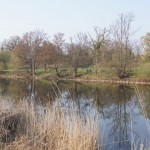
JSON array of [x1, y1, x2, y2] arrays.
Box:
[[141, 32, 150, 62], [0, 50, 11, 69], [2, 36, 20, 50], [38, 41, 56, 72], [15, 30, 47, 76], [67, 33, 92, 78], [111, 13, 135, 78], [52, 33, 66, 77], [89, 27, 110, 73]]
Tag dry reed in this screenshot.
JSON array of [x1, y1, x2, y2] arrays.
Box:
[[0, 99, 99, 150]]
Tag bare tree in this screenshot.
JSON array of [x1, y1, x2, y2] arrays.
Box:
[[111, 13, 135, 78], [67, 33, 91, 78], [89, 27, 110, 73], [52, 33, 65, 77], [38, 41, 56, 72], [15, 30, 47, 76], [2, 36, 20, 50]]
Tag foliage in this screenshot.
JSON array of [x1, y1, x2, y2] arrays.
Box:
[[141, 32, 150, 62], [0, 50, 11, 70]]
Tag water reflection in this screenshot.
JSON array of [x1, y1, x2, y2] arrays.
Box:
[[0, 79, 149, 150]]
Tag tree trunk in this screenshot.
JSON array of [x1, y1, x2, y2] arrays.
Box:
[[31, 59, 35, 76], [44, 64, 47, 72], [73, 67, 77, 78], [95, 50, 98, 74], [54, 64, 60, 77]]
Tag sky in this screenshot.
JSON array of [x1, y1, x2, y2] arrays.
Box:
[[0, 0, 150, 41]]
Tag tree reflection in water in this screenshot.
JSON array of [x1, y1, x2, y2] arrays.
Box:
[[0, 79, 149, 150]]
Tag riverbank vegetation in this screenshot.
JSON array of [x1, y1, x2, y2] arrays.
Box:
[[0, 98, 98, 150], [0, 88, 149, 150], [0, 13, 150, 82]]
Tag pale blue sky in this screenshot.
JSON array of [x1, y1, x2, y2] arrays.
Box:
[[0, 0, 149, 41]]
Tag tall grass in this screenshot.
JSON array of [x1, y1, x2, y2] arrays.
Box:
[[0, 99, 99, 150]]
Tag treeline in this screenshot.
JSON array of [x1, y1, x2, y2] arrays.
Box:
[[0, 13, 150, 79]]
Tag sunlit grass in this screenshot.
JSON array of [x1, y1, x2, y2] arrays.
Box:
[[131, 63, 150, 81], [2, 63, 150, 82]]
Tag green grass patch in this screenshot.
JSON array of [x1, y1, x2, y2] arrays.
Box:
[[130, 63, 150, 81]]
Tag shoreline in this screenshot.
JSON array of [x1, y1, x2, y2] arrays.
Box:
[[0, 74, 150, 85], [53, 77, 150, 86], [65, 78, 150, 85]]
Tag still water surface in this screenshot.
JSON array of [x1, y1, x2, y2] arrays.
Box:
[[0, 78, 150, 150]]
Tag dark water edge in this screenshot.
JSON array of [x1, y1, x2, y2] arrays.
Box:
[[0, 78, 149, 150]]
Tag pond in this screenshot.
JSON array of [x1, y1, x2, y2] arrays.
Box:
[[0, 78, 150, 150]]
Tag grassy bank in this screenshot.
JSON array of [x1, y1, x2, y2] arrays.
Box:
[[1, 64, 150, 84], [0, 98, 99, 150], [0, 63, 150, 84]]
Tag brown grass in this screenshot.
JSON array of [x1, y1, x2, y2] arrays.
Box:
[[0, 99, 99, 150]]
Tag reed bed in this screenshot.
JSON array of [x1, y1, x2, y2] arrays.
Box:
[[0, 99, 99, 150]]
